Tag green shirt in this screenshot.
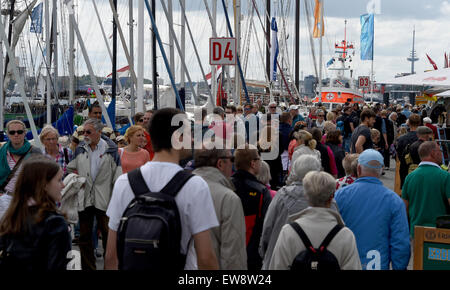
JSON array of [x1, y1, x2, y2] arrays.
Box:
[[402, 163, 450, 238]]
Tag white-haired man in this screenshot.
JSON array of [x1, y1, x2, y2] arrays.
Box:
[[335, 149, 410, 270], [67, 118, 122, 270]]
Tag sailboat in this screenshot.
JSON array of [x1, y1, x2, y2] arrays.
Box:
[[312, 20, 364, 110]]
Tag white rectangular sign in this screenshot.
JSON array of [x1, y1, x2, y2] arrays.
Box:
[[210, 38, 237, 65], [358, 76, 371, 88]]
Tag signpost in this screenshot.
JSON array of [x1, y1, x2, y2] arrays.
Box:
[[210, 37, 236, 65], [358, 76, 371, 88], [414, 226, 450, 270]]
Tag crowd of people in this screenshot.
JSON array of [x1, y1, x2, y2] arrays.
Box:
[[0, 98, 448, 271]]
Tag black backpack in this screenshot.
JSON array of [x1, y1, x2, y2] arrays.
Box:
[[289, 223, 343, 271], [117, 168, 194, 270]]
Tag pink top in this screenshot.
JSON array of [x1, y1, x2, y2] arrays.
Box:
[[266, 184, 277, 198], [119, 148, 151, 174], [326, 146, 339, 177], [288, 139, 298, 160]]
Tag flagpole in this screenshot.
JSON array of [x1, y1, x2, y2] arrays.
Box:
[[318, 0, 323, 103], [370, 15, 374, 103]]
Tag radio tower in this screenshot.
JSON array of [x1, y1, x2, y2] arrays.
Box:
[[407, 27, 419, 74]]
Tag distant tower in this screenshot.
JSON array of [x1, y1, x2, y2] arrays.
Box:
[[407, 27, 419, 74]]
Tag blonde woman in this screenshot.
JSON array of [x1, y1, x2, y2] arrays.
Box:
[[119, 125, 151, 174], [321, 121, 337, 144], [40, 125, 72, 177], [291, 130, 321, 165]]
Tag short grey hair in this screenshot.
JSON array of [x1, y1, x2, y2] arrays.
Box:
[[303, 171, 336, 207], [39, 125, 60, 143], [359, 163, 383, 177], [286, 154, 321, 185], [83, 118, 104, 132], [257, 160, 272, 185]]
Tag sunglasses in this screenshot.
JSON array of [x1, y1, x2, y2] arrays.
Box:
[[8, 130, 25, 135], [138, 119, 144, 122], [84, 130, 94, 135], [318, 115, 325, 117], [269, 106, 276, 109]]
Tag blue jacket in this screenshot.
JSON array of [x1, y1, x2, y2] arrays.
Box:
[[291, 114, 305, 129], [335, 177, 410, 270], [279, 123, 292, 152]]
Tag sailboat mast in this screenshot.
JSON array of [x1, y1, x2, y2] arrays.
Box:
[[3, 0, 15, 92], [129, 0, 135, 116], [137, 0, 144, 112], [265, 0, 270, 96], [111, 0, 117, 129], [69, 0, 74, 105], [45, 0, 51, 124], [52, 0, 58, 103], [318, 0, 323, 101], [152, 0, 157, 109], [295, 0, 300, 92]]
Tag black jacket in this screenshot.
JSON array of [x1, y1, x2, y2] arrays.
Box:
[[231, 170, 272, 270], [396, 131, 418, 188], [0, 210, 72, 271]]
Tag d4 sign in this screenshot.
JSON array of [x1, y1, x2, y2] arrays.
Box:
[[210, 38, 237, 65]]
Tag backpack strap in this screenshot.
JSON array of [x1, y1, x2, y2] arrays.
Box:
[[289, 222, 315, 253], [160, 170, 194, 198], [127, 168, 150, 197], [318, 224, 344, 252]]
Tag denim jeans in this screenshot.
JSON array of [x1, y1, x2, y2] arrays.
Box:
[[343, 135, 352, 153]]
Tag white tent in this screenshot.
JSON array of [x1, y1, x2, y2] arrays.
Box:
[[379, 68, 450, 87]]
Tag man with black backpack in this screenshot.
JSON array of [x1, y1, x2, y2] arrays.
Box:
[[268, 171, 361, 270], [105, 108, 219, 270]]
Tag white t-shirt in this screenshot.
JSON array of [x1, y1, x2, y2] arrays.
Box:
[[106, 161, 219, 270]]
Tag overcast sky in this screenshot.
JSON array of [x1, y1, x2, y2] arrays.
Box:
[[18, 0, 450, 85]]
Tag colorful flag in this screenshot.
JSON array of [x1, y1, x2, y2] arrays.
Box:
[[106, 65, 130, 78], [426, 54, 438, 70], [313, 0, 324, 38], [360, 14, 374, 60], [30, 2, 43, 34], [270, 17, 279, 81], [205, 65, 222, 86], [326, 58, 335, 67]]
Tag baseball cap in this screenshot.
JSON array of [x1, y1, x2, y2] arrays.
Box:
[[289, 105, 299, 111], [358, 149, 384, 169]]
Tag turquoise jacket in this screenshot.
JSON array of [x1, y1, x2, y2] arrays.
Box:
[[335, 177, 411, 270]]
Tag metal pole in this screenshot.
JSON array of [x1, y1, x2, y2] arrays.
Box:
[[129, 0, 135, 116], [168, 0, 174, 81], [45, 0, 51, 124], [180, 0, 185, 90], [52, 0, 58, 102], [265, 0, 270, 96], [151, 0, 157, 109], [69, 0, 74, 105], [318, 0, 323, 101], [234, 0, 240, 105], [137, 0, 144, 111], [295, 0, 300, 91], [211, 0, 217, 106]]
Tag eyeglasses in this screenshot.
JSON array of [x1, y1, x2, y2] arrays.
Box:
[[84, 130, 93, 135], [8, 130, 24, 135]]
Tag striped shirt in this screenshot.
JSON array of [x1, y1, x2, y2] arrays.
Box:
[[42, 145, 73, 176]]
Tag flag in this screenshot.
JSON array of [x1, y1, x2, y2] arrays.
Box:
[[326, 58, 335, 67], [205, 65, 222, 86], [360, 13, 374, 60], [106, 65, 130, 78], [313, 0, 324, 38], [445, 53, 448, 69], [30, 2, 43, 34], [426, 54, 438, 70], [270, 17, 279, 81], [423, 93, 437, 102]]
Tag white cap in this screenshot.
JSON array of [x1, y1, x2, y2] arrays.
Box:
[[269, 101, 277, 107], [423, 117, 432, 124], [289, 105, 299, 110]]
